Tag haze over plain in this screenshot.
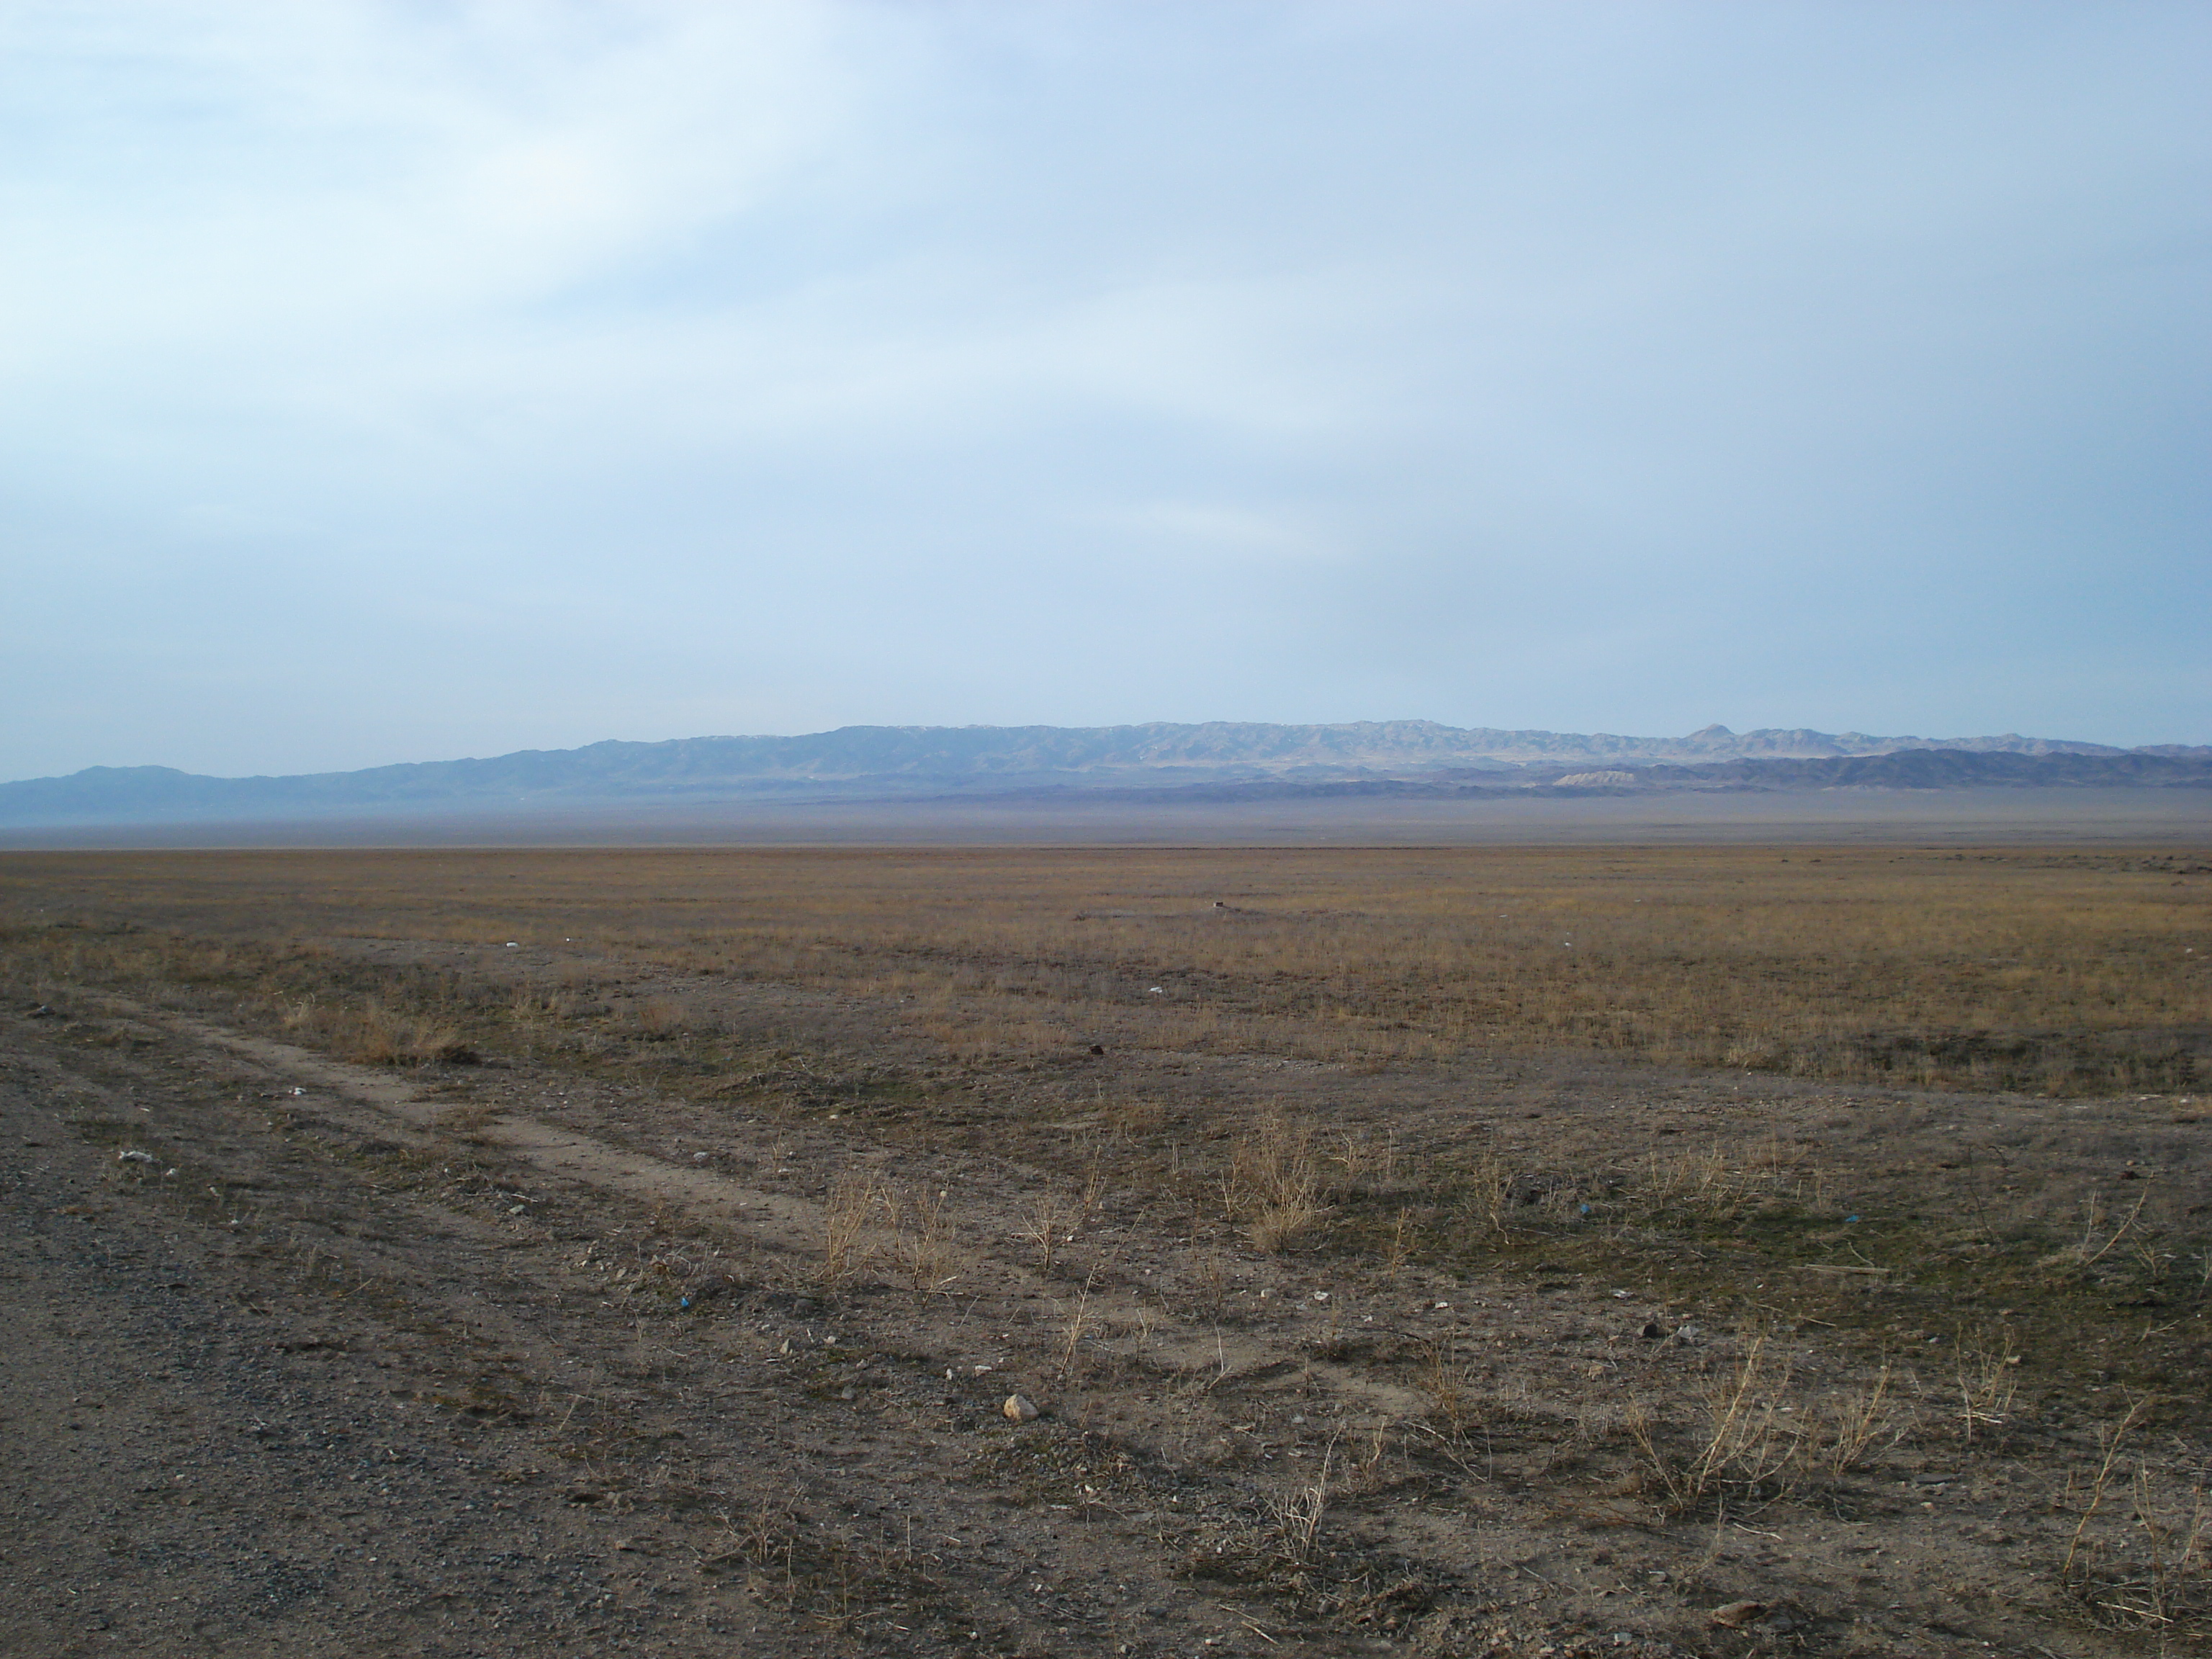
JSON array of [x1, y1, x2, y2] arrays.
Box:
[[4, 1, 2206, 783]]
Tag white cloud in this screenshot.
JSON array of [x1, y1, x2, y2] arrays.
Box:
[[1097, 500, 1341, 566], [0, 1, 873, 358]]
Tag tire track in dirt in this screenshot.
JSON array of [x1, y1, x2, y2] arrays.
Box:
[[7, 1000, 1283, 1657], [159, 1010, 835, 1249], [0, 1009, 837, 1657], [127, 1005, 1493, 1606], [150, 1007, 1441, 1433]]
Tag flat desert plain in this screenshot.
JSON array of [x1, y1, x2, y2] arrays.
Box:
[[7, 783, 2208, 849], [1, 845, 2208, 1658]]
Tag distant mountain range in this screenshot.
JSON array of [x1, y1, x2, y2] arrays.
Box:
[[3, 721, 2208, 827]]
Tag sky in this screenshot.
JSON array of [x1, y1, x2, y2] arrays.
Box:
[[4, 1, 2208, 782]]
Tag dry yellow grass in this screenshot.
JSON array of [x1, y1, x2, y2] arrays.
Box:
[[3, 842, 2203, 1094], [8, 842, 2210, 1648]]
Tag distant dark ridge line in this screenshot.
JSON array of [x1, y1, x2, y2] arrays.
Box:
[[3, 721, 2207, 827]]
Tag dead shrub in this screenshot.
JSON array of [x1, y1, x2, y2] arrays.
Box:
[[817, 1170, 883, 1289], [883, 1182, 961, 1296], [2059, 1401, 2212, 1633], [1804, 1359, 1903, 1476], [632, 996, 686, 1037], [279, 994, 475, 1066], [1954, 1324, 2021, 1447], [1224, 1112, 1329, 1253], [1628, 1336, 1801, 1514], [1019, 1194, 1076, 1274], [349, 999, 475, 1066], [1416, 1336, 1482, 1444], [1453, 1151, 1515, 1240], [1103, 1096, 1169, 1138]]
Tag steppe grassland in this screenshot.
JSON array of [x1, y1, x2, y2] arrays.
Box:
[[6, 844, 2211, 1637], [5, 844, 2204, 1094]]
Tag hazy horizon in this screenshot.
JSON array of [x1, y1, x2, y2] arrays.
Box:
[[9, 712, 2203, 796], [12, 713, 2207, 789], [6, 3, 2206, 779]]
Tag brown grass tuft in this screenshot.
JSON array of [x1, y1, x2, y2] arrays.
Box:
[[1224, 1113, 1329, 1253]]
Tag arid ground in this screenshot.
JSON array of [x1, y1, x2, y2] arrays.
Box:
[[1, 845, 2207, 1658]]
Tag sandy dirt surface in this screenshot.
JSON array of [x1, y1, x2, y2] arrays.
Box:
[[4, 930, 2208, 1659]]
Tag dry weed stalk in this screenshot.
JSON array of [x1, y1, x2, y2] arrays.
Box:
[[1349, 1419, 1397, 1493], [1385, 1207, 1415, 1278], [632, 996, 685, 1035], [2051, 1400, 2212, 1630], [1104, 1096, 1169, 1138], [2076, 1189, 2153, 1269], [1225, 1114, 1329, 1253], [1019, 1195, 1076, 1274], [1638, 1142, 1761, 1218], [1954, 1325, 2021, 1447], [818, 1171, 881, 1288], [2062, 1398, 2149, 1586], [1456, 1153, 1514, 1240], [1331, 1130, 1398, 1187], [886, 1183, 960, 1296], [1807, 1359, 1899, 1475], [708, 1502, 803, 1602], [1629, 1336, 1800, 1513], [1056, 1269, 1100, 1382], [351, 999, 472, 1066], [1270, 1437, 1336, 1565], [1077, 1138, 1109, 1220], [275, 993, 472, 1066], [1418, 1336, 1479, 1442], [2126, 1469, 2211, 1628]]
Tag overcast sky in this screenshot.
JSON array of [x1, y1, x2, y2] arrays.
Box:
[[4, 1, 2206, 781]]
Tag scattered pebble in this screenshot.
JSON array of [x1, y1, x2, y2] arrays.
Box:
[[1003, 1395, 1040, 1422]]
